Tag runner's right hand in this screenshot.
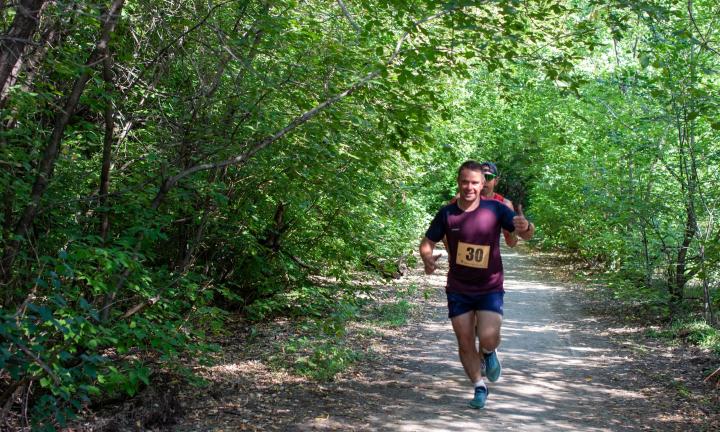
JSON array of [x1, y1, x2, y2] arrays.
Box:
[[423, 254, 442, 275]]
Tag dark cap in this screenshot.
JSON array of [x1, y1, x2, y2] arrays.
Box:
[[480, 161, 498, 176]]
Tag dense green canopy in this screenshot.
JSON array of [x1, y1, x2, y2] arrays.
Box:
[[0, 0, 718, 427]]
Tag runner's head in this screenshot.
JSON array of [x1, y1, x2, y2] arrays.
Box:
[[457, 160, 485, 203], [480, 161, 500, 196], [457, 160, 485, 180]]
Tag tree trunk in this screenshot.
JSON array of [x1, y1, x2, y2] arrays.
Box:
[[669, 202, 695, 315], [0, 0, 47, 103], [97, 38, 116, 321], [0, 0, 126, 284]]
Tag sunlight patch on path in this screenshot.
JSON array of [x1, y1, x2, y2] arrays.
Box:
[[313, 245, 649, 432]]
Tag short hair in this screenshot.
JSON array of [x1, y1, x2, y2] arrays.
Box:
[[457, 160, 485, 179]]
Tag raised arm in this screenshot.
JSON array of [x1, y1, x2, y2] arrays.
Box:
[[512, 204, 535, 241], [502, 198, 519, 247]]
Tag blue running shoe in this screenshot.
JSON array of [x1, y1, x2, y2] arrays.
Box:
[[484, 350, 501, 382], [469, 385, 488, 409]]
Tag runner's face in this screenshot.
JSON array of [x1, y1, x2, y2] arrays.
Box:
[[482, 170, 497, 195], [457, 169, 484, 202]]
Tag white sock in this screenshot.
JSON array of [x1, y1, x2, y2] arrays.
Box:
[[474, 379, 486, 389]]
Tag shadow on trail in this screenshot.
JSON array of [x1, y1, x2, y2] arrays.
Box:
[[288, 246, 684, 431], [172, 247, 694, 432]]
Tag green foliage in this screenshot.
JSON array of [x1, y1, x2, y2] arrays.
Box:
[[278, 336, 363, 381], [2, 0, 719, 426], [647, 320, 720, 355], [675, 321, 720, 353], [371, 300, 413, 327], [605, 274, 671, 318], [0, 244, 220, 428], [245, 283, 359, 323], [0, 295, 211, 429], [268, 300, 364, 381]]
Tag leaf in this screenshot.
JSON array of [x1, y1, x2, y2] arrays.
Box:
[[38, 306, 53, 322], [84, 385, 101, 396], [40, 377, 53, 388], [78, 297, 91, 310]]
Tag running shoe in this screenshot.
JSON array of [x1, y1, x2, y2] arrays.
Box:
[[484, 350, 501, 382], [469, 385, 488, 409]]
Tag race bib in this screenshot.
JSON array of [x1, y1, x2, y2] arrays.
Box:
[[456, 242, 490, 269]]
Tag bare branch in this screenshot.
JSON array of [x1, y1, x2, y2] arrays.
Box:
[[121, 295, 160, 320], [336, 0, 361, 34], [687, 0, 720, 57]]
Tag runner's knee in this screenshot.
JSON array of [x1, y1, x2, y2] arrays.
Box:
[[478, 331, 501, 350]]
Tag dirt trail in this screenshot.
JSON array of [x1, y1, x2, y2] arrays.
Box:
[[286, 246, 636, 431], [315, 246, 633, 432], [162, 245, 715, 431]]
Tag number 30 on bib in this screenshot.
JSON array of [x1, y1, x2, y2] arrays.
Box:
[[456, 242, 490, 269]]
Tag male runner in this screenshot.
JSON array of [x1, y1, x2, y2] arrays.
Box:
[[447, 161, 518, 247], [479, 161, 518, 247], [420, 160, 535, 409]]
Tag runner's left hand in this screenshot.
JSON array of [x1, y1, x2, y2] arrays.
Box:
[[513, 204, 529, 232]]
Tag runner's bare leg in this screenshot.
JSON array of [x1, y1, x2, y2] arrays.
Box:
[[476, 310, 502, 353], [451, 311, 483, 383]]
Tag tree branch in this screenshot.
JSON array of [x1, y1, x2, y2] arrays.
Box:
[[0, 0, 47, 103], [336, 0, 361, 35], [1, 0, 126, 283], [687, 0, 720, 57], [15, 341, 59, 385], [148, 7, 457, 210]]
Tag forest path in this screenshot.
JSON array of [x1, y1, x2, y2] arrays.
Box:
[[165, 245, 714, 431], [327, 245, 624, 431], [289, 246, 635, 431]]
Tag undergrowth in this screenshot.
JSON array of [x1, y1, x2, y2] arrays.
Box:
[[646, 320, 720, 355], [266, 282, 420, 381]]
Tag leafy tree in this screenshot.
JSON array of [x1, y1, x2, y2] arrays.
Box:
[[1, 0, 671, 427]]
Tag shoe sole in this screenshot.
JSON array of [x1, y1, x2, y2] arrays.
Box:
[[468, 400, 485, 409]]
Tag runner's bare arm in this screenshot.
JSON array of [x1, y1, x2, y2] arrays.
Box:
[[503, 199, 519, 247]]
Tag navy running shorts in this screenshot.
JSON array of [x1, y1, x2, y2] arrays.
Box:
[[446, 291, 504, 318]]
